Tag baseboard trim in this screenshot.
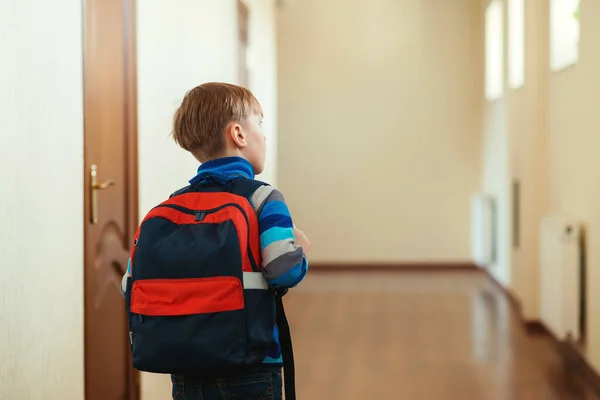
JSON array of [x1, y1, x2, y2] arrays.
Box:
[[483, 268, 521, 310], [308, 262, 478, 271], [523, 320, 554, 337], [481, 269, 600, 396]]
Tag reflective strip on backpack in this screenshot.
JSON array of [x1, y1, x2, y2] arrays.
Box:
[[242, 272, 269, 290]]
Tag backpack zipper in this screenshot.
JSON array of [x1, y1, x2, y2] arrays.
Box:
[[153, 202, 259, 272]]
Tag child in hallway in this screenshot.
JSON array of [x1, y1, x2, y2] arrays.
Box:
[[122, 82, 309, 400]]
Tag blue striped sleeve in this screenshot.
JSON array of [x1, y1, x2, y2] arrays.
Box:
[[259, 213, 294, 234], [260, 226, 294, 248], [251, 186, 309, 289], [268, 257, 308, 288]]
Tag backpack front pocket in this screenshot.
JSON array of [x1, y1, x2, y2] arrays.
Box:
[[130, 276, 247, 374]]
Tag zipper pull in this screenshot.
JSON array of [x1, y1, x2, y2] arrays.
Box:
[[195, 211, 205, 221]]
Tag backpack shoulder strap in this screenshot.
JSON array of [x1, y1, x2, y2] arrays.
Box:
[[234, 178, 296, 400], [230, 177, 269, 200], [169, 185, 191, 198], [276, 294, 296, 399], [231, 178, 296, 399]]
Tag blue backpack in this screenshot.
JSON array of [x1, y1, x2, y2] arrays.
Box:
[[124, 177, 295, 398]]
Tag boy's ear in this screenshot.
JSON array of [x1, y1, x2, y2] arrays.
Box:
[[228, 123, 247, 149]]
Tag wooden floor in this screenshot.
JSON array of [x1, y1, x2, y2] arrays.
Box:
[[284, 270, 600, 400]]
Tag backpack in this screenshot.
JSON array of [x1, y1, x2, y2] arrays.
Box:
[[123, 176, 295, 398]]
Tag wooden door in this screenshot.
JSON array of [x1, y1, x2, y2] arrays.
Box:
[[83, 0, 139, 398]]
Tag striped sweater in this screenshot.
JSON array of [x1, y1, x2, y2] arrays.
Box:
[[122, 156, 308, 364], [249, 184, 308, 289]]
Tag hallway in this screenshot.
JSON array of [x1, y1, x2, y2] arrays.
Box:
[[285, 270, 599, 400], [4, 1, 600, 398]]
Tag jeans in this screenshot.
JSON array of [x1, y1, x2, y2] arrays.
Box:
[[171, 368, 283, 400]]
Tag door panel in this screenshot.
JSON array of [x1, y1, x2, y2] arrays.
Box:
[[83, 0, 138, 398]]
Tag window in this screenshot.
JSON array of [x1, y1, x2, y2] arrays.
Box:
[[508, 0, 524, 89], [485, 0, 504, 101], [550, 0, 580, 71]]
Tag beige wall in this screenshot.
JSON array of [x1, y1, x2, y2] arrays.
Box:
[[137, 0, 279, 221], [481, 0, 600, 373], [545, 0, 600, 372], [482, 92, 511, 285], [507, 0, 549, 320], [0, 0, 85, 399], [137, 0, 239, 220], [246, 0, 279, 186], [277, 0, 483, 263], [481, 0, 550, 315]]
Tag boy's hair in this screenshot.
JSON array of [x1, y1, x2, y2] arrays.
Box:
[[172, 82, 263, 161]]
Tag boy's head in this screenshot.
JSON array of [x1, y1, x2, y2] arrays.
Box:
[[172, 82, 266, 174]]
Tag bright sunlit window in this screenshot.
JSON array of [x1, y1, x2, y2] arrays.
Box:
[[550, 0, 580, 71], [485, 0, 504, 101], [508, 0, 524, 89]]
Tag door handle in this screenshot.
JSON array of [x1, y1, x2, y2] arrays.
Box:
[[90, 164, 115, 224]]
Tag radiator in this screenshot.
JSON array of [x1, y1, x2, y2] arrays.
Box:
[[539, 215, 581, 341], [470, 193, 495, 268]]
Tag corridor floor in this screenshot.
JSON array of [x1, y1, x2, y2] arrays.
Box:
[[284, 270, 600, 400]]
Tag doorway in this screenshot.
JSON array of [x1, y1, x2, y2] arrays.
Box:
[[83, 0, 139, 398]]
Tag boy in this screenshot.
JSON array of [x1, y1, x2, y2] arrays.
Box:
[[122, 82, 309, 400]]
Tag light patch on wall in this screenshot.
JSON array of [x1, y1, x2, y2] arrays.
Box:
[[550, 0, 580, 71], [508, 0, 525, 89], [486, 0, 504, 100]]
